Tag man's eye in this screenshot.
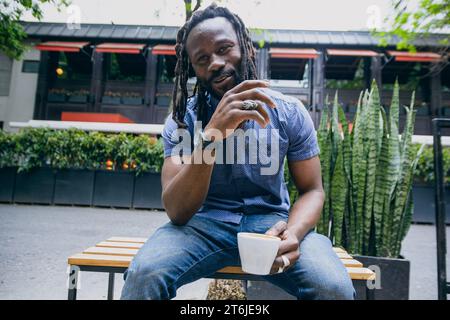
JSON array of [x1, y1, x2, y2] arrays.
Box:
[[218, 46, 231, 54], [198, 56, 208, 63]]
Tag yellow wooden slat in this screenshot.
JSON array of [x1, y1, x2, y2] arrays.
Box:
[[83, 246, 138, 256], [346, 267, 376, 280], [68, 254, 132, 268], [341, 259, 363, 268], [96, 241, 143, 249], [69, 254, 372, 281], [333, 247, 347, 254], [336, 252, 353, 259], [106, 237, 148, 243]]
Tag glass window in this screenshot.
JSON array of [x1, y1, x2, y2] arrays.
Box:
[[269, 57, 310, 88], [106, 53, 145, 82], [22, 60, 40, 73], [55, 52, 92, 81]]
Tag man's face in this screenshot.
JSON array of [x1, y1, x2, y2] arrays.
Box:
[[185, 17, 242, 99]]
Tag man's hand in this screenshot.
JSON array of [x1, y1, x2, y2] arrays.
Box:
[[265, 221, 300, 274], [204, 80, 276, 141]]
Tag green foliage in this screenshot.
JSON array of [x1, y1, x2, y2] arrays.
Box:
[[374, 0, 450, 52], [1, 0, 70, 60], [0, 128, 164, 175], [314, 82, 423, 258], [413, 143, 450, 184]]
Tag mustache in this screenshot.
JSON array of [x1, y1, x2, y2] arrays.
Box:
[[209, 69, 236, 83]]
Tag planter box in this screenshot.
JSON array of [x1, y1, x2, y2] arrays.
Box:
[[13, 167, 55, 204], [102, 96, 121, 105], [352, 255, 410, 300], [54, 169, 95, 206], [122, 97, 143, 105], [133, 172, 164, 210], [412, 184, 450, 224], [0, 167, 16, 203], [93, 170, 134, 208], [67, 95, 88, 104], [48, 93, 66, 103], [156, 95, 171, 107]]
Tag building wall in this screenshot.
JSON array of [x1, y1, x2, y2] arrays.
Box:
[[1, 46, 40, 132]]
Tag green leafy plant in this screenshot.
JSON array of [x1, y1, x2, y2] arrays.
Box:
[[0, 128, 164, 175], [315, 81, 424, 258]]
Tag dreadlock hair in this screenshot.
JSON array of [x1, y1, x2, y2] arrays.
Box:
[[172, 3, 258, 129]]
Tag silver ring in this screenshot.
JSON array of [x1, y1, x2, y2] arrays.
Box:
[[281, 255, 290, 268], [241, 100, 259, 111]]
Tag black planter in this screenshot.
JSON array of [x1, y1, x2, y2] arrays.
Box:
[[352, 255, 410, 300], [67, 95, 88, 103], [47, 93, 66, 103], [102, 96, 121, 105], [132, 172, 163, 210], [93, 170, 134, 208], [0, 167, 17, 203], [122, 97, 143, 105], [412, 184, 450, 224], [13, 167, 56, 204], [54, 169, 95, 206]]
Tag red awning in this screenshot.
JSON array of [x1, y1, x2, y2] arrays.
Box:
[[35, 41, 89, 52], [269, 48, 318, 59], [152, 44, 176, 55], [95, 43, 145, 54], [327, 49, 379, 57], [387, 50, 442, 62]]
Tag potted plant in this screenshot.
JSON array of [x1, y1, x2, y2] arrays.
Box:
[[122, 91, 143, 105], [47, 88, 67, 103], [311, 81, 422, 300], [67, 89, 90, 104], [130, 135, 164, 210], [0, 130, 17, 203], [50, 129, 95, 206], [102, 91, 122, 105], [12, 128, 56, 204]]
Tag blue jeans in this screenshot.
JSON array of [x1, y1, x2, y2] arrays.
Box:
[[120, 213, 355, 300]]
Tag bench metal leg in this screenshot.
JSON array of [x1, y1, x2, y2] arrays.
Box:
[[68, 265, 79, 300], [107, 272, 115, 300], [366, 287, 375, 300]]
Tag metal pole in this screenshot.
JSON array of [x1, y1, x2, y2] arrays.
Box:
[[107, 272, 115, 300], [433, 118, 448, 300]]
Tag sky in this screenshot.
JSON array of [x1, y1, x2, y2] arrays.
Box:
[[22, 0, 397, 31]]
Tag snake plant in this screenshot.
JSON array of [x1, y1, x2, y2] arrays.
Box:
[[316, 81, 424, 258]]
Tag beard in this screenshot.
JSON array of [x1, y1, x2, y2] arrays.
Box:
[[200, 67, 243, 99]]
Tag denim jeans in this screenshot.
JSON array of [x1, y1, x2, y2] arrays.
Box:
[[120, 213, 355, 300]]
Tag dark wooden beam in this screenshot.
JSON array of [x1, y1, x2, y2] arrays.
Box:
[[370, 55, 382, 93], [145, 49, 158, 123], [312, 50, 325, 127], [431, 70, 442, 116], [33, 51, 50, 120], [90, 51, 103, 113]]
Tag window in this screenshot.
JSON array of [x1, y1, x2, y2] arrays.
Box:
[[106, 53, 145, 82], [55, 52, 92, 81], [269, 57, 310, 88], [0, 53, 13, 96], [22, 60, 40, 73]]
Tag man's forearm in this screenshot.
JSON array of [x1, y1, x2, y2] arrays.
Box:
[[162, 146, 216, 225], [287, 189, 325, 242]]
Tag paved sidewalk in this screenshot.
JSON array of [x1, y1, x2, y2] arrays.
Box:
[[0, 204, 448, 300]]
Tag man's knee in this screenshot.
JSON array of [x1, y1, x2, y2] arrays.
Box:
[[121, 262, 175, 300], [312, 274, 355, 300]]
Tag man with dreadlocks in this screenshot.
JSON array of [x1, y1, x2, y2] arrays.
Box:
[[121, 3, 355, 300]]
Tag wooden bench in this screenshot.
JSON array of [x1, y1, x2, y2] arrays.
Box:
[[67, 236, 376, 300]]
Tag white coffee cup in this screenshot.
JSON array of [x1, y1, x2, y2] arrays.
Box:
[[237, 232, 281, 275]]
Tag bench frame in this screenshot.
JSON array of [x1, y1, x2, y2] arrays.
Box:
[[67, 237, 376, 300]]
